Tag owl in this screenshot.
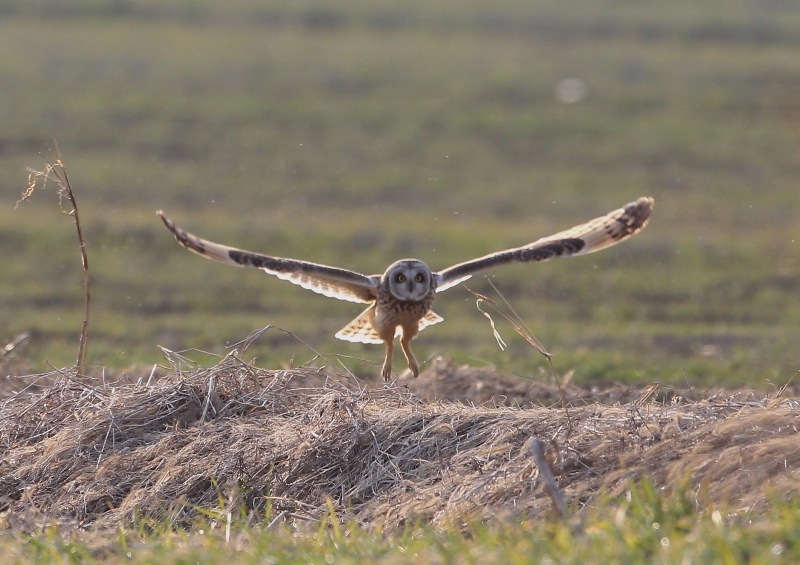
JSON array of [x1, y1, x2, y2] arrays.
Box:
[[157, 196, 653, 381]]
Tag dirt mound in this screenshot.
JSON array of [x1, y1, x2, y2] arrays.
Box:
[[0, 358, 797, 533], [405, 358, 677, 406]]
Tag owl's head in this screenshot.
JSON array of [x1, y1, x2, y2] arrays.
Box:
[[383, 259, 435, 301]]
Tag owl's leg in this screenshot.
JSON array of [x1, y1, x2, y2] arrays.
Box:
[[399, 334, 419, 378], [381, 339, 394, 382]]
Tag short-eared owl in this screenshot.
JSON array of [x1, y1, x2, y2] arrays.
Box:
[[158, 197, 653, 381]]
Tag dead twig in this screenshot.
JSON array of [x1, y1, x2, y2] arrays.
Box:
[[20, 141, 91, 377], [465, 283, 551, 360], [0, 332, 31, 359], [528, 436, 568, 520], [466, 281, 573, 431], [773, 370, 798, 400]]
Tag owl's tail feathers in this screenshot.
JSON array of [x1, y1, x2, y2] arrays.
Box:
[[336, 305, 383, 344], [335, 307, 445, 344], [417, 310, 444, 333]]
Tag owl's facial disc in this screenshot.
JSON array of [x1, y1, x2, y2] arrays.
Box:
[[385, 259, 432, 301]]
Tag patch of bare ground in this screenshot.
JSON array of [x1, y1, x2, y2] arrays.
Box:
[[0, 357, 797, 534]]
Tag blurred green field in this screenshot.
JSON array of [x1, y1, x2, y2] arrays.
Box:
[[1, 0, 799, 386]]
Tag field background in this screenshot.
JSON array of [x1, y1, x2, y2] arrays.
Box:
[[1, 0, 799, 387]]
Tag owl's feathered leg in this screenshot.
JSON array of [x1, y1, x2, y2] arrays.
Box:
[[381, 339, 394, 382], [399, 334, 419, 378]]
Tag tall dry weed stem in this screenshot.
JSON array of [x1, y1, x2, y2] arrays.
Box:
[[20, 142, 90, 377]]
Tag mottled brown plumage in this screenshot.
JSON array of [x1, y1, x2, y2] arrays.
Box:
[[157, 196, 653, 381]]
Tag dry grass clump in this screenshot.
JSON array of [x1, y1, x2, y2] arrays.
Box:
[[0, 357, 798, 534]]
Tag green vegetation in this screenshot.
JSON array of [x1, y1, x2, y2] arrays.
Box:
[[3, 0, 799, 386], [3, 483, 799, 564]]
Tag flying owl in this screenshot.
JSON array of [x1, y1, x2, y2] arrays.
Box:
[[157, 196, 653, 381]]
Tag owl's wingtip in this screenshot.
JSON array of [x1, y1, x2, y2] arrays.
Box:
[[156, 210, 175, 230], [626, 197, 654, 228]]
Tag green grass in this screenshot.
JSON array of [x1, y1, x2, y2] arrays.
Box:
[[2, 0, 799, 387], [3, 482, 799, 564]]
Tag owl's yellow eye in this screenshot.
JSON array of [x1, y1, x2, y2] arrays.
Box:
[[414, 274, 424, 283], [397, 274, 406, 283]]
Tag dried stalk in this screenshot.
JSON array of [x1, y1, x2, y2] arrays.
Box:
[[20, 141, 90, 376]]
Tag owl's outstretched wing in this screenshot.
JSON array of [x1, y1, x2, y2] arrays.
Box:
[[157, 212, 380, 304], [434, 196, 653, 292]]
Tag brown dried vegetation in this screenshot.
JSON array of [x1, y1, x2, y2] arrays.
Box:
[[0, 358, 798, 534]]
